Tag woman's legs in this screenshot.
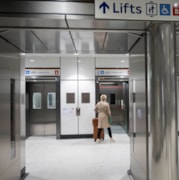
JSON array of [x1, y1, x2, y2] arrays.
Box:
[[96, 127, 115, 143], [97, 128, 102, 139], [107, 127, 115, 143], [107, 127, 112, 138]]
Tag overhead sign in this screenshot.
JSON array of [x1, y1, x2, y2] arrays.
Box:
[[95, 0, 179, 21], [25, 69, 60, 76], [96, 69, 129, 76]]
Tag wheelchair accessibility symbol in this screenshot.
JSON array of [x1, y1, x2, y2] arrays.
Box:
[[160, 4, 170, 16]]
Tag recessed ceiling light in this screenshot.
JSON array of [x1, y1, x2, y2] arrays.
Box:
[[30, 59, 35, 62]]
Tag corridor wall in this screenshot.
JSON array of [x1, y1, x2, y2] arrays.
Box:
[[0, 54, 25, 180], [129, 35, 148, 180]]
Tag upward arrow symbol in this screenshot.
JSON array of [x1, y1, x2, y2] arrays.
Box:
[[99, 2, 109, 14]]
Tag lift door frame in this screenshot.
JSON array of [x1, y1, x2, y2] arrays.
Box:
[[25, 70, 60, 139]]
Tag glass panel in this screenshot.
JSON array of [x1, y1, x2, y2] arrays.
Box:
[[47, 92, 56, 109], [33, 93, 42, 109]]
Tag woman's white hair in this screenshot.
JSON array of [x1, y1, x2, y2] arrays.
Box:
[[100, 94, 107, 101]]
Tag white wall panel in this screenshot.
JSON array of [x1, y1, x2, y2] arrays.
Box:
[[78, 80, 95, 134], [61, 57, 77, 80], [78, 57, 95, 80], [61, 81, 78, 135], [96, 56, 129, 68], [25, 55, 128, 69], [25, 56, 60, 68]]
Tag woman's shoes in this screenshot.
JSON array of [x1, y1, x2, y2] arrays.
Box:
[[110, 138, 115, 143], [96, 138, 115, 143]]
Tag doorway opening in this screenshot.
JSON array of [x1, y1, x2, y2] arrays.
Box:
[[26, 76, 60, 138], [96, 77, 129, 134]]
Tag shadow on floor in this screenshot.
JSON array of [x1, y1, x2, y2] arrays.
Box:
[[23, 174, 48, 180]]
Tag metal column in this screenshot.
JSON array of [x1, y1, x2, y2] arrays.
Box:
[[149, 22, 178, 180]]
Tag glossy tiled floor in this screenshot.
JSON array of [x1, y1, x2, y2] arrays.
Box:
[[25, 126, 131, 180]]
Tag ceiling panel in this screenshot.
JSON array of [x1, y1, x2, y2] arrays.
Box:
[[0, 37, 20, 53], [67, 15, 147, 31], [71, 31, 95, 54], [24, 31, 48, 53], [0, 1, 179, 55], [59, 31, 77, 54], [128, 33, 143, 51], [0, 30, 26, 52], [1, 30, 48, 53], [32, 30, 61, 53], [2, 15, 179, 55], [0, 28, 146, 54], [94, 32, 107, 54], [0, 14, 147, 55], [0, 15, 67, 28], [102, 32, 128, 54]]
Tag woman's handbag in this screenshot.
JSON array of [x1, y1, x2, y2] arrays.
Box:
[[108, 117, 112, 124]]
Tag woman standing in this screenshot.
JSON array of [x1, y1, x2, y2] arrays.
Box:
[[94, 94, 115, 143]]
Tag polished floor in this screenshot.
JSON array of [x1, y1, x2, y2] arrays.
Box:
[[24, 126, 131, 180]]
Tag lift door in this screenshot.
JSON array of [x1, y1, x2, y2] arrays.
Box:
[[27, 82, 57, 136]]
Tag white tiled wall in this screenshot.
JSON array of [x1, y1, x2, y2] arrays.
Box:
[[25, 55, 129, 69]]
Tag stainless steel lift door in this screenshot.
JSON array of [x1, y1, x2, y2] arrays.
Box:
[[28, 82, 56, 136]]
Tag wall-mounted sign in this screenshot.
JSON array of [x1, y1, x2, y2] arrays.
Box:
[[25, 69, 60, 76], [95, 0, 179, 21], [66, 93, 75, 104], [82, 93, 90, 103], [96, 69, 129, 76]]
